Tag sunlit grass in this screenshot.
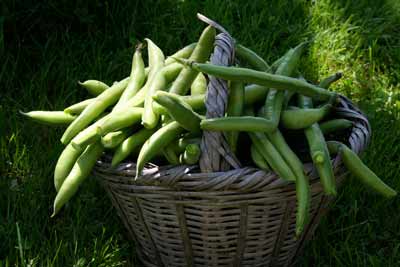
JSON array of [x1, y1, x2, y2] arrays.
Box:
[[1, 0, 399, 266]]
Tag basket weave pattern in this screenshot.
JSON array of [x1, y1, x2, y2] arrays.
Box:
[[93, 31, 371, 267]]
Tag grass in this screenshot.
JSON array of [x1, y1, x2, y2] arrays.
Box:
[[1, 0, 400, 266]]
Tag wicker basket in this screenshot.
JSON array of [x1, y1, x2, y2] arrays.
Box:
[[93, 27, 371, 267]]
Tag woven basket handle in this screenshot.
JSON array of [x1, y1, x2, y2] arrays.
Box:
[[197, 15, 241, 173]]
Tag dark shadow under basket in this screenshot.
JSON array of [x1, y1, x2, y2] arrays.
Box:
[[93, 31, 371, 267]]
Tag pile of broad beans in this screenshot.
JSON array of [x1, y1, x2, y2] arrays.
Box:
[[22, 19, 396, 236]]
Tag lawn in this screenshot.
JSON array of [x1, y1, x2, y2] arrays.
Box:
[[1, 0, 400, 266]]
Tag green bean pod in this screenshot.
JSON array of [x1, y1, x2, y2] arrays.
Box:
[[162, 62, 184, 83], [319, 72, 343, 89], [51, 141, 104, 217], [250, 145, 270, 171], [111, 128, 155, 167], [267, 130, 308, 184], [258, 105, 311, 231], [122, 85, 147, 108], [299, 95, 336, 196], [248, 132, 296, 181], [20, 111, 76, 125], [326, 141, 397, 198], [169, 26, 216, 95], [178, 137, 201, 152], [136, 121, 185, 177], [152, 91, 202, 133], [115, 44, 194, 86], [121, 39, 166, 111], [98, 107, 143, 136], [101, 128, 132, 149], [78, 80, 109, 96], [180, 143, 201, 165], [69, 115, 107, 151], [246, 107, 309, 234], [166, 135, 201, 155], [153, 84, 270, 115], [294, 164, 310, 237], [61, 77, 130, 144], [162, 145, 180, 165], [269, 47, 295, 73], [226, 81, 245, 153], [235, 44, 269, 71], [264, 130, 311, 234], [244, 84, 269, 105], [280, 104, 332, 130], [72, 107, 143, 149], [264, 42, 306, 127], [174, 59, 335, 101], [142, 71, 166, 129], [64, 98, 94, 115], [114, 45, 146, 108], [54, 143, 82, 192], [164, 42, 197, 66], [190, 73, 207, 95], [319, 119, 353, 135], [142, 38, 165, 129], [201, 116, 275, 133]]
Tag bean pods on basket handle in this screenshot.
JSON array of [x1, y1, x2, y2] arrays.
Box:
[[195, 15, 241, 172]]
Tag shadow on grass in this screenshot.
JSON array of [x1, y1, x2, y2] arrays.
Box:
[[299, 1, 400, 266]]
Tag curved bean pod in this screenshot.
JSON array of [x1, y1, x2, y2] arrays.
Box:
[[152, 91, 202, 133], [164, 42, 197, 66], [153, 85, 269, 115], [52, 141, 104, 217], [136, 121, 185, 177], [111, 128, 155, 167], [280, 104, 331, 130], [319, 72, 343, 89], [190, 73, 207, 95], [169, 26, 215, 95], [178, 137, 201, 153], [264, 42, 306, 127], [54, 143, 82, 192], [299, 95, 336, 196], [201, 116, 276, 133], [61, 77, 130, 144], [226, 81, 245, 153], [64, 98, 94, 115], [250, 145, 270, 171], [180, 143, 201, 165], [72, 107, 143, 149], [244, 84, 269, 105], [235, 44, 269, 71], [294, 164, 310, 236], [114, 45, 146, 108], [248, 132, 296, 181], [162, 145, 180, 165], [98, 107, 143, 136], [162, 62, 184, 83], [101, 128, 132, 149], [258, 104, 311, 233], [174, 59, 335, 101], [326, 141, 397, 198], [69, 115, 108, 151], [319, 119, 353, 135], [78, 80, 109, 96], [142, 38, 165, 129], [20, 111, 76, 125]]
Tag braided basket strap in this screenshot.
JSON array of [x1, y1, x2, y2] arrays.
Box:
[[199, 32, 241, 172], [336, 95, 371, 154]]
